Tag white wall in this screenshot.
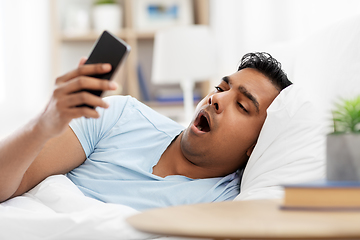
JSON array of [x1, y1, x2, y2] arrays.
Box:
[[0, 0, 51, 138], [210, 0, 360, 82], [1, 0, 360, 139]]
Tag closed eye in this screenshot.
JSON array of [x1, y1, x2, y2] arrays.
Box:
[[215, 86, 224, 92], [238, 102, 249, 113]]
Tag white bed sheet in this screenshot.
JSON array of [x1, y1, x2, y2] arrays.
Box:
[[0, 175, 203, 240]]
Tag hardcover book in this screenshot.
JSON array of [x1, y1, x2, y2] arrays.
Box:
[[281, 180, 360, 210]]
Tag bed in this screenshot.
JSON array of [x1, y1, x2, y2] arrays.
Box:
[[1, 13, 360, 240]]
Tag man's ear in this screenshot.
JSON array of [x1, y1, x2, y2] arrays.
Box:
[[246, 142, 257, 157]]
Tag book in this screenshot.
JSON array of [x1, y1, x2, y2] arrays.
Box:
[[155, 87, 201, 103], [137, 64, 151, 102], [281, 180, 360, 210]]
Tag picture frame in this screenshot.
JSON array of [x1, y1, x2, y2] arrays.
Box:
[[132, 0, 194, 31]]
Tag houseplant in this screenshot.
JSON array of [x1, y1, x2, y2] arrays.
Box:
[[327, 95, 360, 181], [93, 0, 122, 33]]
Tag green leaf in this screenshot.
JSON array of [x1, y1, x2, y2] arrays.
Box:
[[94, 0, 116, 5], [331, 95, 360, 133]]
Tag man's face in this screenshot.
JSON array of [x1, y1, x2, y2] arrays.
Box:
[[180, 68, 279, 177]]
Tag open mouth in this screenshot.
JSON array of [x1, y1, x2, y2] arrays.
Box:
[[194, 111, 211, 132]]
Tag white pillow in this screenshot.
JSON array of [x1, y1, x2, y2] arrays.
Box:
[[235, 84, 326, 200]]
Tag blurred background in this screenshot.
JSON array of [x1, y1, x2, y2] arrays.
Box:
[[1, 0, 360, 138]]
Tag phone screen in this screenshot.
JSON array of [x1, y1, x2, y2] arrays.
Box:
[[79, 31, 131, 107]]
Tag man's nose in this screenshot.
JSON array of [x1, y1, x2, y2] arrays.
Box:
[[208, 96, 219, 111], [208, 92, 228, 113]]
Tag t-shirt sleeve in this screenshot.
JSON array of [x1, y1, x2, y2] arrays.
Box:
[[69, 95, 131, 157]]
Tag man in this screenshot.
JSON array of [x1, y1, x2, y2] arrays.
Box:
[[0, 52, 292, 210]]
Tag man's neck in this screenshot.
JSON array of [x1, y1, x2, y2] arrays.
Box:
[[152, 132, 220, 179]]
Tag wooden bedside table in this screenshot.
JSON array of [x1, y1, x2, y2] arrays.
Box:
[[127, 199, 360, 239]]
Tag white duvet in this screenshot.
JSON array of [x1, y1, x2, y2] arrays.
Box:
[[0, 175, 201, 240]]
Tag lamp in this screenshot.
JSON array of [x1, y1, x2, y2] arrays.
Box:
[[151, 25, 217, 124]]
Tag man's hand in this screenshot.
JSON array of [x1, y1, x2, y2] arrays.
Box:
[[0, 60, 118, 202], [37, 62, 117, 139]]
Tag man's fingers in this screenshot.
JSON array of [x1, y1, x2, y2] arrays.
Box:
[[56, 63, 112, 84], [67, 107, 101, 119], [78, 57, 88, 67], [71, 92, 107, 109], [60, 76, 117, 95], [55, 91, 109, 111]]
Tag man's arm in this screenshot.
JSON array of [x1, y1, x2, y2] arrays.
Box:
[[6, 126, 85, 200], [0, 62, 117, 202]]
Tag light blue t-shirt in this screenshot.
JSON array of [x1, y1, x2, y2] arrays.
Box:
[[67, 95, 240, 211]]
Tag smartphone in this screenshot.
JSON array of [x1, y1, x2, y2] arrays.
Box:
[[79, 30, 131, 107]]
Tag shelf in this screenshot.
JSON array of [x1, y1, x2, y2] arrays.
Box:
[[51, 0, 209, 122], [60, 31, 126, 42], [145, 100, 200, 108], [60, 30, 155, 42]]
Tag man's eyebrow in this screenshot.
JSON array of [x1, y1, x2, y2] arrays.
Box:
[[238, 86, 259, 113], [222, 76, 230, 84], [222, 76, 259, 113]]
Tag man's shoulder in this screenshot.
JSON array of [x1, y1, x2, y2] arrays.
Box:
[[103, 95, 185, 135], [102, 95, 132, 108]]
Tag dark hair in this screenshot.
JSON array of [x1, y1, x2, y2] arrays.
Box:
[[238, 52, 292, 91]]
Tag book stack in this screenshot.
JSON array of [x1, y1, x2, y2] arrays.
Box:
[[281, 181, 360, 210]]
